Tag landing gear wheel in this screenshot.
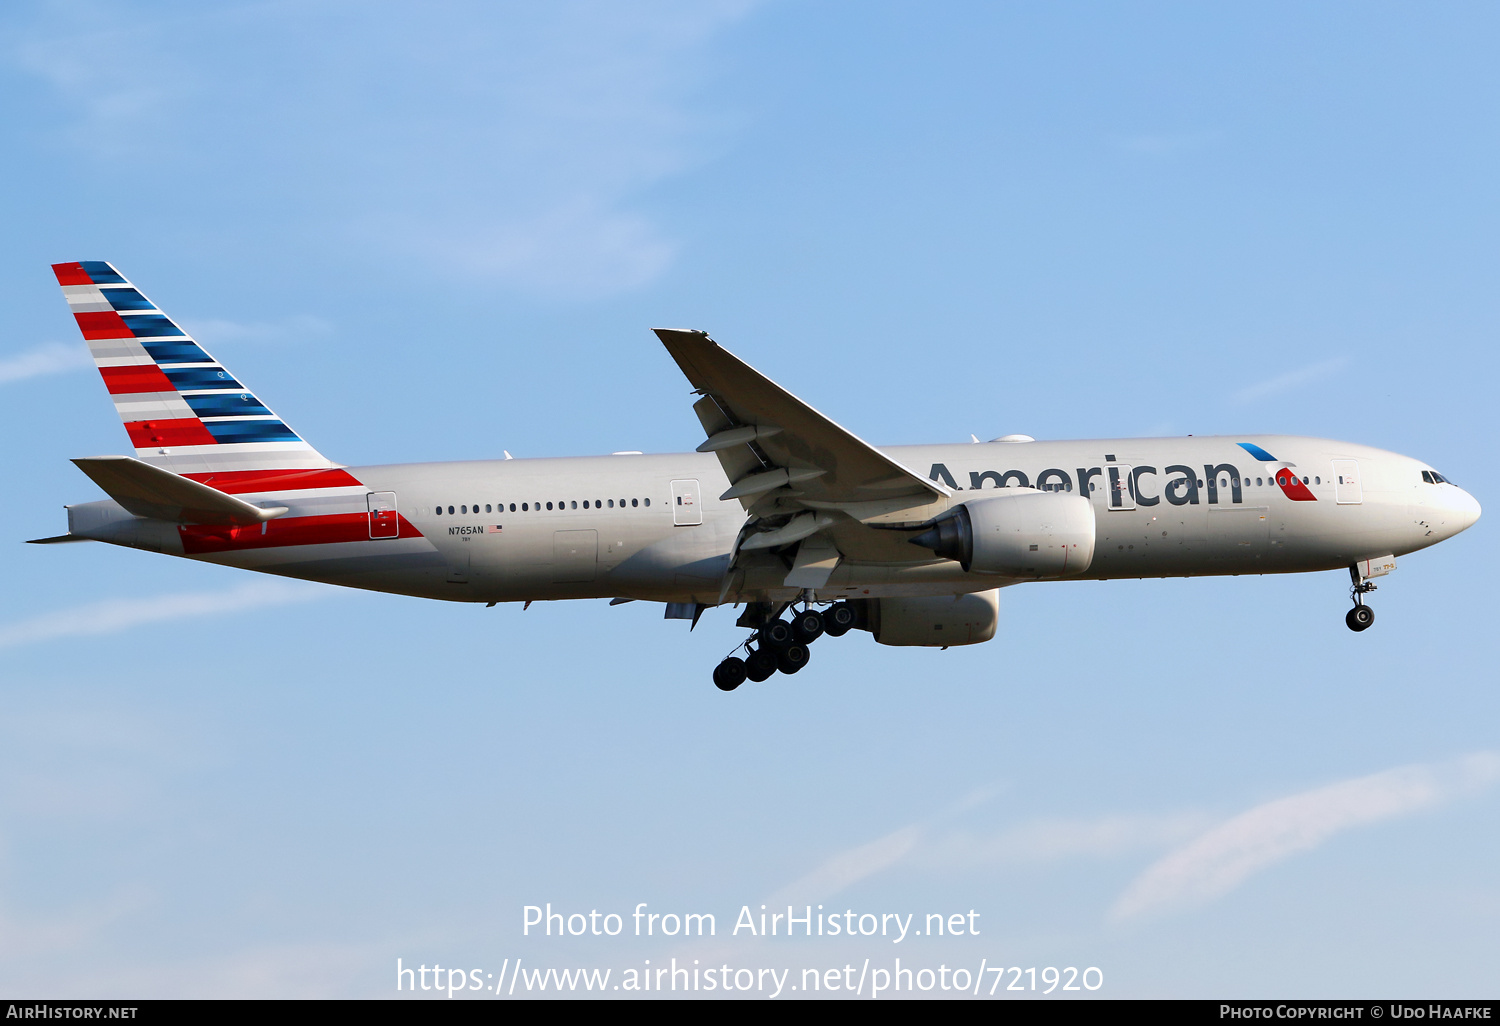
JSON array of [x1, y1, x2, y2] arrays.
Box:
[[745, 647, 778, 682], [791, 608, 825, 644], [1346, 605, 1375, 632], [823, 602, 856, 637], [777, 643, 810, 675], [713, 657, 747, 691], [758, 620, 794, 650]]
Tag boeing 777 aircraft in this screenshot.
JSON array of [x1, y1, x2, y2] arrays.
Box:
[[31, 261, 1481, 690]]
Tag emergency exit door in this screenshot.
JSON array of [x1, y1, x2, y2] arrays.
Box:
[[1105, 465, 1135, 510], [1332, 460, 1362, 504], [368, 491, 399, 538], [671, 479, 703, 526]]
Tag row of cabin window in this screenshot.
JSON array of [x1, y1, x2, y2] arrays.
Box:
[[1055, 474, 1322, 493], [434, 498, 650, 516]]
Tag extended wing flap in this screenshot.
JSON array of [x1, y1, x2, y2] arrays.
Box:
[[655, 329, 946, 511], [71, 455, 288, 526]]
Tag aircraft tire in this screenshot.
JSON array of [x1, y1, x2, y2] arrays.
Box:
[[777, 643, 810, 675], [746, 648, 778, 682], [823, 603, 856, 637], [714, 657, 748, 691], [1346, 605, 1375, 632], [759, 620, 795, 649], [792, 609, 825, 644]]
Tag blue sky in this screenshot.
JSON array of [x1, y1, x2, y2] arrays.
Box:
[[1, 0, 1496, 998]]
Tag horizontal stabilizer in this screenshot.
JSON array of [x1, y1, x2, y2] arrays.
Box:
[[25, 534, 93, 544], [71, 455, 289, 526]]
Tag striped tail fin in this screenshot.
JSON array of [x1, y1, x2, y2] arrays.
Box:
[[52, 260, 338, 477]]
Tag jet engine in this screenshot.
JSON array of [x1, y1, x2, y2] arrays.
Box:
[[908, 490, 1095, 576], [862, 590, 1000, 647]]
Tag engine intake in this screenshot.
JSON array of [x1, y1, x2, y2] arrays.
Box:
[[908, 490, 1095, 576]]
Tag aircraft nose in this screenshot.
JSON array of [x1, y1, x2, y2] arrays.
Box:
[[1447, 487, 1482, 532]]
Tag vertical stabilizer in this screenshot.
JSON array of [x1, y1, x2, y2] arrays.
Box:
[[52, 261, 337, 477]]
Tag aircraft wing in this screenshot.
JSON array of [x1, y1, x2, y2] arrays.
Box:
[[654, 329, 948, 515]]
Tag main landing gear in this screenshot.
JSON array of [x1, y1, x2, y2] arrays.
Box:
[[1346, 566, 1376, 632], [712, 600, 859, 691]]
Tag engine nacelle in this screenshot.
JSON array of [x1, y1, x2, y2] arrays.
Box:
[[908, 490, 1095, 576], [867, 590, 1000, 647]]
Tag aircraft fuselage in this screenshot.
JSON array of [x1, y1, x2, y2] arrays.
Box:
[[63, 434, 1480, 607]]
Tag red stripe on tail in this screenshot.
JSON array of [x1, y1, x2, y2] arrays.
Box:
[[180, 512, 423, 554], [124, 418, 218, 447], [100, 364, 176, 395], [181, 468, 365, 494], [52, 262, 93, 286], [74, 311, 133, 340]]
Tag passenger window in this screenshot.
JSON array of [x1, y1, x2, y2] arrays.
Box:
[[644, 498, 650, 507], [571, 501, 577, 509], [546, 502, 553, 510], [631, 498, 638, 507], [608, 499, 614, 507], [447, 505, 454, 515], [436, 506, 443, 516], [1314, 477, 1320, 485], [461, 505, 467, 514], [522, 503, 528, 511]]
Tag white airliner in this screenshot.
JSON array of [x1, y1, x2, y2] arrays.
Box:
[[32, 262, 1481, 690]]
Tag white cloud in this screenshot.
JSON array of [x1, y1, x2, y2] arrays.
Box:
[[0, 580, 331, 651], [14, 1, 759, 299], [171, 314, 334, 346], [770, 823, 924, 906], [1111, 752, 1500, 922], [0, 884, 152, 961], [916, 813, 1209, 868], [768, 790, 1199, 905], [1233, 357, 1347, 405], [0, 342, 90, 385], [103, 940, 383, 998]]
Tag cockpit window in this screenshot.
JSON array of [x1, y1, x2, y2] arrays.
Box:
[[1423, 470, 1453, 485]]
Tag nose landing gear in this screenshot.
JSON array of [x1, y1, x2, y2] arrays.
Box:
[[1346, 565, 1377, 632]]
